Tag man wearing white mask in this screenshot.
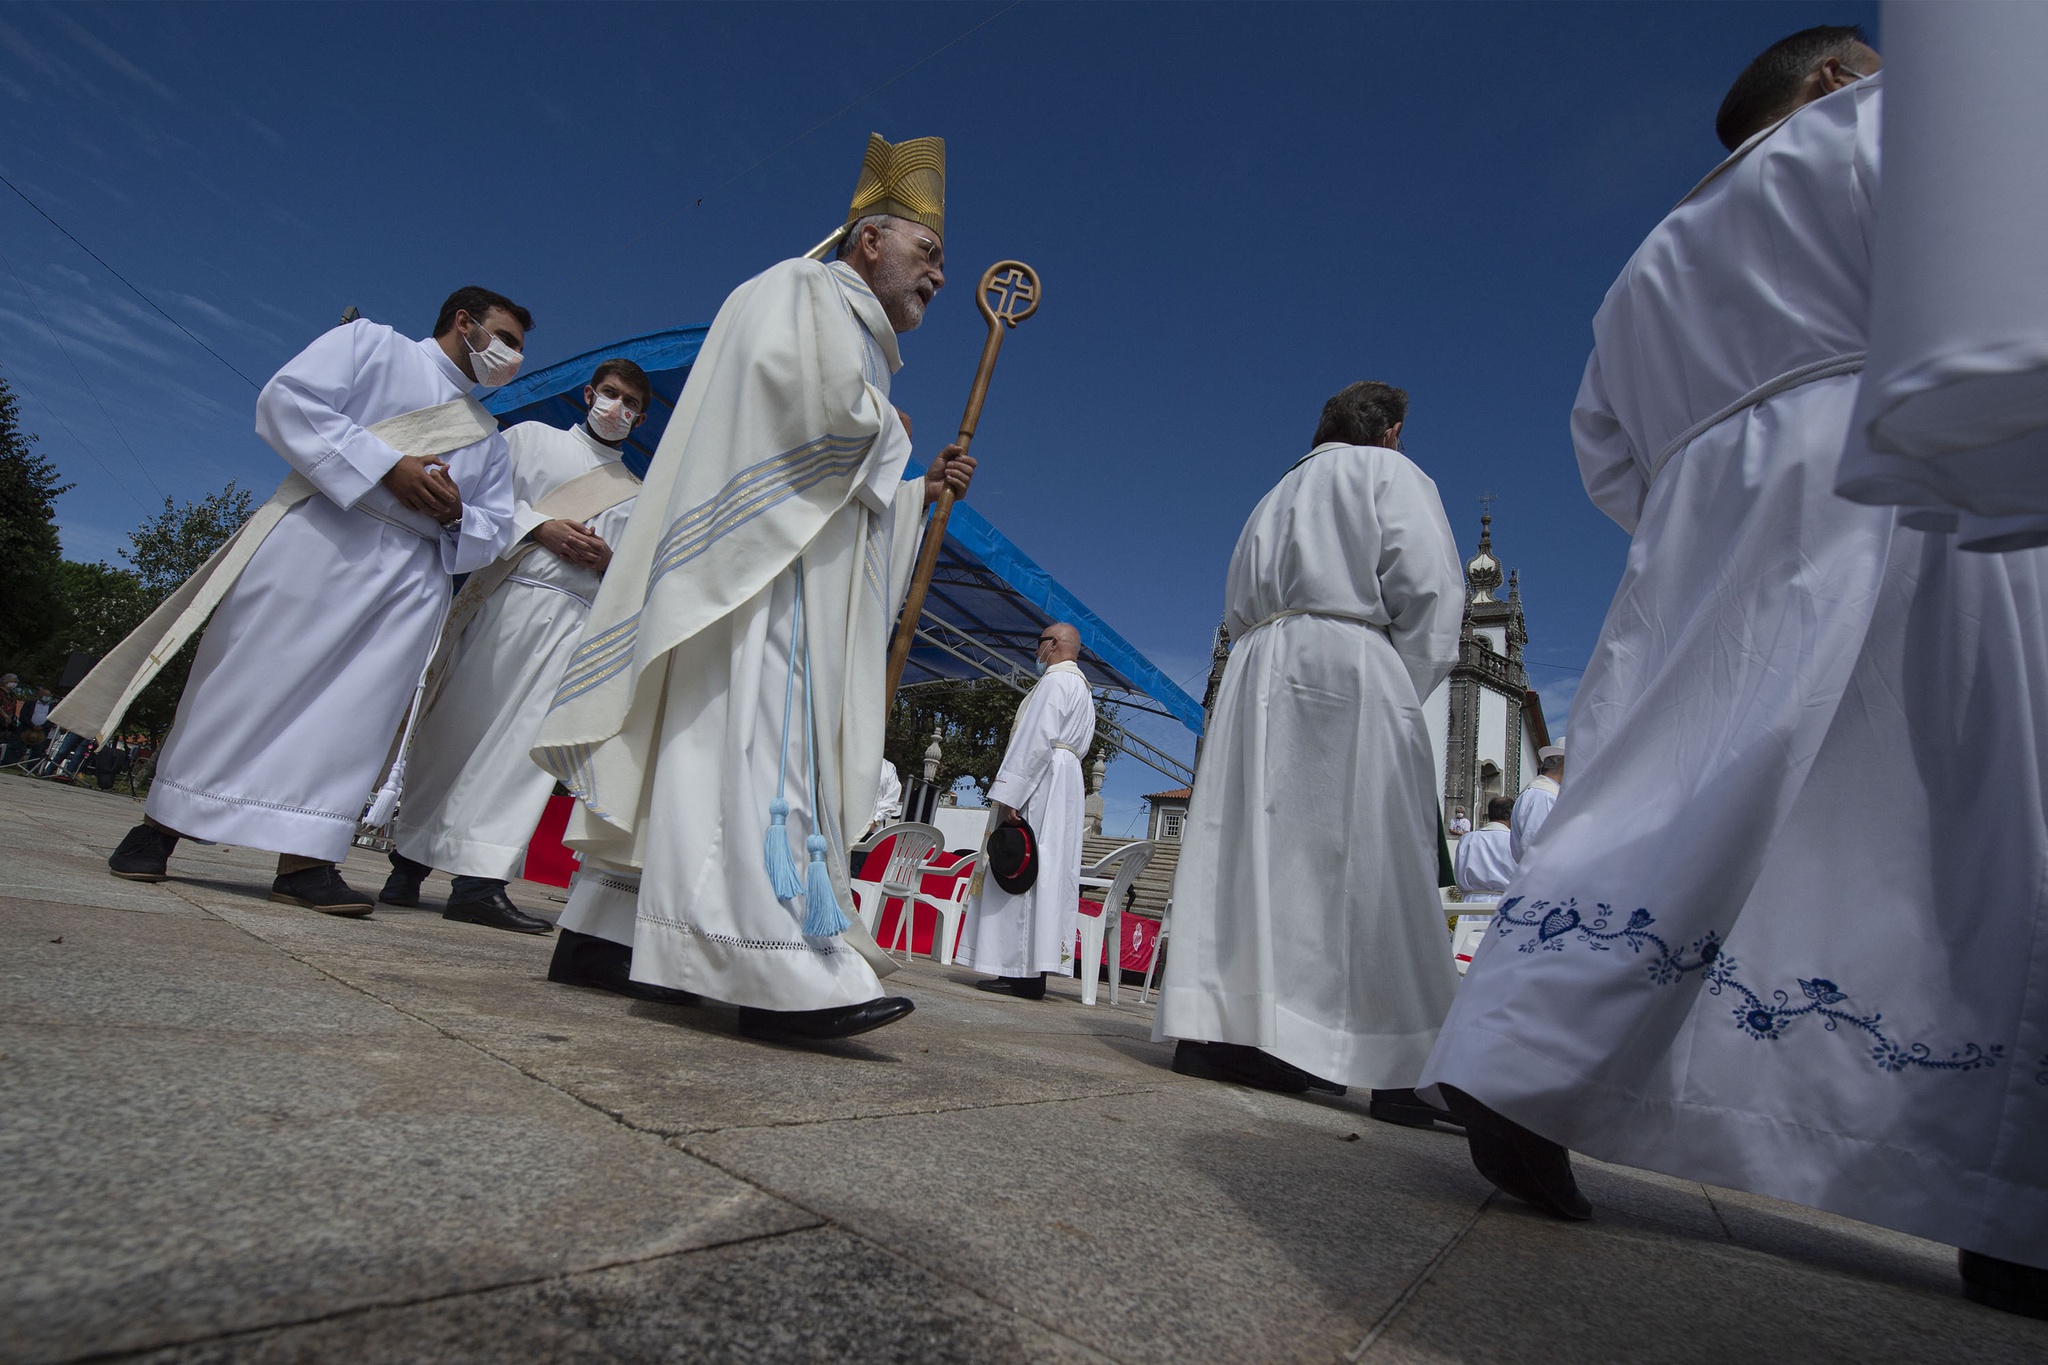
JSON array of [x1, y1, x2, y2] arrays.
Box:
[[383, 359, 652, 933], [78, 288, 525, 913], [956, 622, 1097, 999], [1510, 743, 1563, 864]]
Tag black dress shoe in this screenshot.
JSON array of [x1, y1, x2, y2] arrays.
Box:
[[1370, 1087, 1463, 1131], [1170, 1040, 1314, 1094], [1440, 1084, 1591, 1220], [737, 996, 915, 1043], [270, 865, 375, 917], [109, 823, 177, 881], [443, 888, 553, 935], [1960, 1249, 2048, 1319], [380, 851, 430, 907], [546, 928, 698, 1005], [975, 974, 1047, 1000]]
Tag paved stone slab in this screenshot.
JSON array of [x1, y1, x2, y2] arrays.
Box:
[[201, 896, 1168, 1137], [1360, 1184, 2048, 1364], [687, 1083, 1494, 1364], [128, 1228, 1103, 1365], [0, 900, 813, 1365]]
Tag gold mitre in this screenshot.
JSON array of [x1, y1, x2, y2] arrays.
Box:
[[846, 132, 945, 240]]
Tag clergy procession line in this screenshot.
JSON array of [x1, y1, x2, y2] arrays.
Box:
[[43, 10, 2048, 1327]]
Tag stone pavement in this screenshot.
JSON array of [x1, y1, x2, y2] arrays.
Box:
[[3, 774, 2043, 1364]]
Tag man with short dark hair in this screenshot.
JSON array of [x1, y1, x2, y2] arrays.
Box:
[[1423, 24, 2048, 1314], [1155, 380, 1465, 1124], [1453, 796, 1517, 907], [76, 288, 524, 912], [1714, 24, 1878, 151], [385, 359, 652, 933]]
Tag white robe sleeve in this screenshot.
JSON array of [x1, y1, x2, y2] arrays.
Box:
[[1509, 786, 1553, 864], [1572, 350, 1646, 535], [1375, 462, 1467, 703], [254, 321, 409, 511], [986, 677, 1076, 811], [444, 433, 516, 575]]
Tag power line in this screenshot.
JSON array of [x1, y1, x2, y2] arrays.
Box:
[[0, 237, 167, 501], [0, 169, 261, 390], [611, 2, 1020, 257], [0, 356, 148, 514]]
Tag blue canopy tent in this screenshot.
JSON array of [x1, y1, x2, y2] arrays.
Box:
[[485, 328, 1199, 783]]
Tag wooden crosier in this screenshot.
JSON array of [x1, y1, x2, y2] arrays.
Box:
[[883, 260, 1041, 710]]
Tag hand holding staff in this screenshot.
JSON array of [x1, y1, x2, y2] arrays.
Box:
[[884, 260, 1041, 710]]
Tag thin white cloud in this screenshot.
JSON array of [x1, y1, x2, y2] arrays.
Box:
[[45, 10, 178, 102], [237, 112, 287, 149], [0, 76, 31, 103], [159, 289, 281, 346]]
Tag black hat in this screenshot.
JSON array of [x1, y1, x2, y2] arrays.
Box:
[[986, 817, 1039, 894]]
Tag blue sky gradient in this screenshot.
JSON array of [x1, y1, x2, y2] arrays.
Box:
[[0, 1, 1877, 834]]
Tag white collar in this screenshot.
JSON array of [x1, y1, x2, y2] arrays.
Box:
[[1677, 70, 1881, 208], [418, 334, 474, 393], [571, 422, 626, 461], [1044, 660, 1083, 678], [825, 259, 903, 374], [1483, 821, 1510, 831]]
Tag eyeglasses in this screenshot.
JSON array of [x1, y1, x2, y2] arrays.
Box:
[[882, 224, 944, 268]]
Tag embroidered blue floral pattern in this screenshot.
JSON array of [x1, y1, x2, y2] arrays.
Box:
[[1491, 897, 2005, 1075]]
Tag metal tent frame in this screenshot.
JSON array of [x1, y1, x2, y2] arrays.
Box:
[[485, 328, 1199, 785]]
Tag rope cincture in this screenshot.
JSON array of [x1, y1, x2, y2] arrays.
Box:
[[763, 571, 805, 901], [762, 559, 851, 937]]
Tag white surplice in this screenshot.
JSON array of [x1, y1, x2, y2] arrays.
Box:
[[145, 322, 513, 861], [1154, 442, 1465, 1088], [1422, 75, 2048, 1268], [1837, 2, 2048, 551], [1508, 776, 1558, 865], [871, 762, 903, 831], [956, 661, 1096, 978], [535, 259, 925, 1010], [1453, 822, 1514, 908], [394, 421, 638, 879]]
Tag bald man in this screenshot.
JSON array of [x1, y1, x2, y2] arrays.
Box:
[[956, 622, 1097, 999]]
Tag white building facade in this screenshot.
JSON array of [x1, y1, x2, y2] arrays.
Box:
[[1420, 514, 1549, 826]]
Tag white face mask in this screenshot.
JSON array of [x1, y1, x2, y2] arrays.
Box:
[[464, 321, 523, 388], [587, 393, 635, 443]]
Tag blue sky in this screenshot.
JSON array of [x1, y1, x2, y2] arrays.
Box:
[[0, 1, 1876, 835]]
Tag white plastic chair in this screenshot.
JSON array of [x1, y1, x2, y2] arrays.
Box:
[[897, 853, 979, 965], [1139, 896, 1172, 1005], [1075, 840, 1157, 1006], [847, 822, 942, 956]]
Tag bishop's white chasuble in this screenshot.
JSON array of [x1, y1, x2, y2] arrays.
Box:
[[1423, 77, 2048, 1269], [394, 421, 639, 879], [956, 662, 1096, 978], [535, 259, 925, 1011], [1155, 442, 1465, 1089], [141, 322, 514, 861]]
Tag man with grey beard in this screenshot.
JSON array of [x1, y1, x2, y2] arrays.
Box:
[[533, 133, 976, 1046]]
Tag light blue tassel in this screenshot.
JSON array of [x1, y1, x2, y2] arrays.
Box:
[[802, 832, 850, 937], [764, 795, 803, 899]]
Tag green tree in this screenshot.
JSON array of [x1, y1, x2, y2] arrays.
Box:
[[125, 482, 255, 594], [885, 675, 1119, 802], [0, 372, 71, 681], [109, 482, 257, 740]]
